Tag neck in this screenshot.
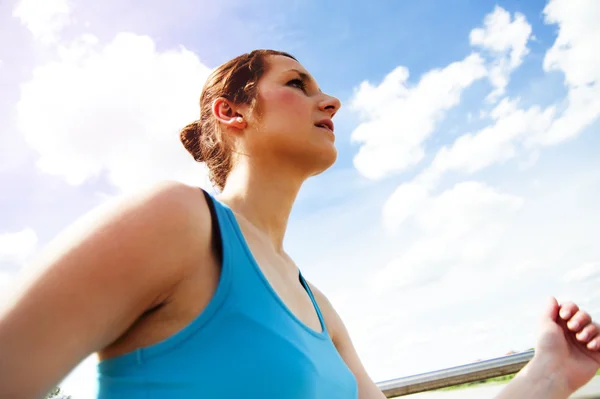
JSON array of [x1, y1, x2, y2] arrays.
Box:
[[218, 159, 304, 253]]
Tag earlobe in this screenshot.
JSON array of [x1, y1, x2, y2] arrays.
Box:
[[232, 116, 247, 130], [212, 98, 246, 130], [227, 115, 246, 130]]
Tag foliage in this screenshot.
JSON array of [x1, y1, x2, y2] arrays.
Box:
[[437, 373, 517, 391], [46, 387, 71, 399]]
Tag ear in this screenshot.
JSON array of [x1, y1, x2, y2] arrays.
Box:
[[212, 98, 247, 130]]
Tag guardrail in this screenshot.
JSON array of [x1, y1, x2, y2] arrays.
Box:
[[376, 350, 535, 397]]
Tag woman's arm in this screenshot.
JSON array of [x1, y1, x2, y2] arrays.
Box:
[[494, 356, 571, 399], [314, 284, 599, 399], [308, 284, 386, 399], [0, 182, 211, 399], [496, 298, 600, 399]]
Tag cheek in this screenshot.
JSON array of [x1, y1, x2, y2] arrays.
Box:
[[261, 89, 310, 120]]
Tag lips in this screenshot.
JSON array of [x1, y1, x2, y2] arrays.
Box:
[[315, 119, 334, 133]]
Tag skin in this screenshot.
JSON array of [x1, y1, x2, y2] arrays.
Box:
[[0, 55, 598, 399], [497, 298, 600, 398]]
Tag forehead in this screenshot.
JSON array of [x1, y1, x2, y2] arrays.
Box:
[[265, 55, 311, 78]]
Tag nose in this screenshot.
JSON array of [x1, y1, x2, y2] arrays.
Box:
[[318, 94, 342, 118]]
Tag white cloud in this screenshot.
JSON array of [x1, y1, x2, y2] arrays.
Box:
[[534, 0, 600, 146], [343, 158, 600, 381], [369, 0, 600, 304], [0, 228, 38, 265], [532, 80, 600, 147], [543, 0, 600, 87], [470, 6, 533, 101], [429, 98, 556, 177], [13, 0, 71, 45], [348, 6, 534, 181], [387, 0, 600, 192], [350, 54, 487, 180], [59, 355, 98, 399], [563, 262, 600, 284], [0, 228, 38, 305], [467, 0, 600, 163], [381, 177, 432, 233], [16, 32, 213, 193], [376, 181, 523, 293]]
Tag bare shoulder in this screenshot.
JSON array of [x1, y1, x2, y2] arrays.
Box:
[[36, 180, 212, 286], [92, 180, 209, 234], [0, 180, 213, 398], [304, 281, 344, 342], [305, 279, 386, 398]]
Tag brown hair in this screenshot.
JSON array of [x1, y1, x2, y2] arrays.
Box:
[[180, 49, 297, 190]]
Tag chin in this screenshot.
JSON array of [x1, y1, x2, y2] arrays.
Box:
[[276, 137, 337, 176], [308, 145, 337, 176]]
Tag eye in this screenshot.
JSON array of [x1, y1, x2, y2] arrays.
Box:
[[287, 78, 307, 92]]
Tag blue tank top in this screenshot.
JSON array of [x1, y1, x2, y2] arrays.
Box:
[[96, 190, 358, 398]]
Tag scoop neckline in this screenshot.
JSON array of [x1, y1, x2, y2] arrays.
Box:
[[218, 201, 329, 340]]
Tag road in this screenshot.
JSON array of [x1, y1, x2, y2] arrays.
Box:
[[400, 375, 600, 399]]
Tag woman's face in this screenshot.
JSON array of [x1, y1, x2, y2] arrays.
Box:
[[242, 55, 342, 177]]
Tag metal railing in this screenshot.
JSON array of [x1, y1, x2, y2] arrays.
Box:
[[376, 350, 535, 397]]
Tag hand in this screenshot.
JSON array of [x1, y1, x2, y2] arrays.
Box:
[[533, 297, 600, 394]]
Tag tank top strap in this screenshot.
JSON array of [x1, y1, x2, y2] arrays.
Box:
[[200, 189, 224, 261], [200, 188, 242, 254], [200, 188, 255, 277], [299, 272, 328, 335]]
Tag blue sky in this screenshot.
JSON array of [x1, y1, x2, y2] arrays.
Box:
[[1, 0, 600, 397]]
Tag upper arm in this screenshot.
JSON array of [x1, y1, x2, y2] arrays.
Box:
[[309, 284, 386, 399], [0, 181, 211, 399]]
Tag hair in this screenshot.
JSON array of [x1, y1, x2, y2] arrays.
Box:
[[180, 49, 297, 191]]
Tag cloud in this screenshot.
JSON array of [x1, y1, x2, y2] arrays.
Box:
[[535, 85, 600, 146], [0, 228, 38, 266], [0, 228, 38, 304], [16, 32, 213, 193], [563, 262, 600, 284], [427, 0, 600, 181], [350, 54, 487, 180], [350, 1, 600, 187], [429, 97, 556, 178], [368, 0, 600, 299], [376, 181, 523, 292], [362, 0, 600, 204], [344, 157, 600, 380], [470, 6, 533, 101], [534, 0, 600, 146], [13, 0, 71, 45], [348, 6, 537, 182], [543, 0, 600, 88], [59, 355, 98, 399]]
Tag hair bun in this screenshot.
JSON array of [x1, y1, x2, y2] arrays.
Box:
[[180, 121, 203, 162]]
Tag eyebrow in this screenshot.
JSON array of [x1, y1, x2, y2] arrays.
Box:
[[288, 68, 322, 93]]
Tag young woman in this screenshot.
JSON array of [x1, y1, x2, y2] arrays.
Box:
[[0, 50, 598, 399]]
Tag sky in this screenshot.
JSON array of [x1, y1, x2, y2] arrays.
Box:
[[1, 0, 600, 397]]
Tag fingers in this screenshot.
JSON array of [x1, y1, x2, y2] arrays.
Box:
[[545, 296, 560, 322], [576, 323, 598, 341], [576, 323, 600, 350], [588, 331, 600, 351], [567, 310, 591, 332], [559, 301, 600, 350], [559, 301, 579, 321]]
